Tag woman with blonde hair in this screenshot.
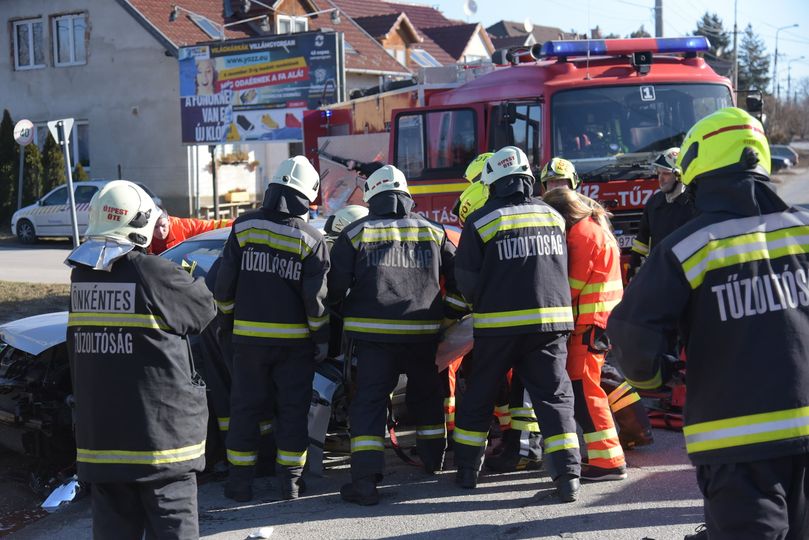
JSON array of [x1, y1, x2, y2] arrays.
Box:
[[542, 187, 627, 481]]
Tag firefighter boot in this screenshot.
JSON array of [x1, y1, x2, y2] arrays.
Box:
[[483, 429, 542, 473], [224, 466, 254, 503], [553, 474, 580, 503], [340, 476, 380, 506], [417, 437, 446, 475], [278, 465, 306, 500], [455, 468, 478, 489]]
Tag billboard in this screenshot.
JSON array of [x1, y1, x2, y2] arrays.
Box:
[[178, 32, 344, 144]]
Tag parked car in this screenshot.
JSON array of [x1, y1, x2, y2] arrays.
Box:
[[10, 180, 163, 244], [770, 144, 799, 167], [771, 155, 792, 174]]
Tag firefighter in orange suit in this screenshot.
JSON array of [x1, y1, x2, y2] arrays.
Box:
[[543, 186, 627, 481], [150, 211, 232, 254]]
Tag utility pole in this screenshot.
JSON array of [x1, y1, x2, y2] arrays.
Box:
[[732, 0, 738, 90], [774, 24, 799, 101], [655, 0, 663, 38]]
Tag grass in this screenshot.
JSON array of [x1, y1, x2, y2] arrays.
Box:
[[0, 281, 70, 325]]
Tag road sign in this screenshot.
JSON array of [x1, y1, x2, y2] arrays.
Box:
[[13, 119, 34, 146], [47, 118, 74, 145]]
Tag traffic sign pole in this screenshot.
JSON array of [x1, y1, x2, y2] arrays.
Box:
[[49, 119, 80, 248], [13, 119, 34, 212], [17, 148, 24, 211]]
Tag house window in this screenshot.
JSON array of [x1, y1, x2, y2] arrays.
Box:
[[277, 15, 307, 34], [52, 14, 87, 67], [13, 19, 46, 70], [34, 121, 91, 172]]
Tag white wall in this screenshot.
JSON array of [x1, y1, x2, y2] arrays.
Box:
[[462, 30, 492, 62]]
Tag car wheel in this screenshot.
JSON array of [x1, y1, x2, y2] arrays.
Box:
[[16, 219, 36, 244]]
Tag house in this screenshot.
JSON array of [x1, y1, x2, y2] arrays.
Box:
[[486, 20, 574, 50]]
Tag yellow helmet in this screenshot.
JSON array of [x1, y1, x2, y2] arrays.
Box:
[[676, 107, 771, 185], [452, 181, 490, 225], [540, 157, 579, 189], [464, 152, 494, 182]]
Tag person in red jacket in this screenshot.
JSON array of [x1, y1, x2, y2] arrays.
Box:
[[149, 210, 232, 254], [543, 187, 627, 481]]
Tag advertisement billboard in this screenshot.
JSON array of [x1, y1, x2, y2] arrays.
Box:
[[178, 32, 344, 144]]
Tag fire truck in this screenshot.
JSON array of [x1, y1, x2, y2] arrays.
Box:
[[304, 36, 734, 254]]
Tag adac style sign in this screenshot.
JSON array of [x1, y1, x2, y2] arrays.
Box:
[[179, 31, 344, 144]]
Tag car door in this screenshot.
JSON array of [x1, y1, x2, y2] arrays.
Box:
[[73, 185, 99, 234], [34, 186, 69, 236]]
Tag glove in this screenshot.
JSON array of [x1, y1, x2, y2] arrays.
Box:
[[314, 343, 328, 363]]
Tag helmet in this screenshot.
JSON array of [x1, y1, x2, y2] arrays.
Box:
[[652, 147, 680, 173], [270, 156, 321, 202], [464, 152, 494, 182], [324, 205, 369, 236], [677, 107, 771, 185], [86, 180, 158, 248], [481, 146, 533, 186], [362, 165, 410, 202], [452, 181, 490, 225], [540, 157, 579, 189]]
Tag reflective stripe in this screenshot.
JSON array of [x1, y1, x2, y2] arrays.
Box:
[[408, 182, 469, 195], [259, 420, 273, 435], [216, 300, 234, 314], [569, 277, 587, 290], [684, 406, 809, 454], [445, 293, 469, 311], [350, 436, 385, 452], [68, 312, 169, 331], [607, 382, 632, 404], [234, 219, 317, 257], [580, 279, 624, 296], [509, 407, 537, 419], [631, 238, 650, 256], [587, 445, 625, 460], [77, 441, 206, 465], [417, 424, 446, 440], [236, 229, 311, 257], [351, 226, 444, 248], [574, 298, 622, 316], [344, 317, 441, 335], [584, 427, 619, 444], [217, 417, 230, 432], [307, 314, 328, 331], [626, 369, 662, 390], [611, 392, 641, 413], [472, 306, 573, 329], [511, 420, 540, 432], [276, 449, 307, 467], [453, 427, 487, 447], [227, 449, 257, 466], [473, 204, 563, 232], [477, 214, 565, 243], [233, 320, 309, 339], [544, 433, 579, 453]]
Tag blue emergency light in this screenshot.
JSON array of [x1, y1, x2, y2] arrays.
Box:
[[536, 36, 709, 59]]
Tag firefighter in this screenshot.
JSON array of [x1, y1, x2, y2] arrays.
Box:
[[626, 147, 697, 279], [454, 146, 581, 502], [150, 210, 231, 254], [539, 157, 579, 193], [330, 165, 458, 506], [66, 180, 215, 539], [608, 108, 809, 540], [215, 156, 330, 502], [323, 205, 369, 248], [543, 188, 627, 481]]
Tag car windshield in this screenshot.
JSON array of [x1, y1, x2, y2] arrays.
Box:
[[551, 83, 733, 180], [160, 239, 224, 278]]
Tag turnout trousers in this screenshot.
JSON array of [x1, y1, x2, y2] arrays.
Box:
[[227, 343, 314, 482], [454, 332, 580, 480], [696, 453, 809, 540], [349, 340, 446, 480], [91, 473, 198, 540]]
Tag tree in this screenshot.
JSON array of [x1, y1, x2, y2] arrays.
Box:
[[629, 25, 651, 39], [21, 142, 43, 206], [73, 162, 89, 181], [0, 110, 17, 224], [694, 12, 730, 58], [42, 131, 66, 195], [738, 24, 770, 92]]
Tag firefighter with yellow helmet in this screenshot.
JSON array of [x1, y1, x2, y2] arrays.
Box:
[[540, 157, 580, 192], [609, 108, 809, 539]]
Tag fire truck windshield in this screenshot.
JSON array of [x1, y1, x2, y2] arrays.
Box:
[[551, 83, 732, 181]]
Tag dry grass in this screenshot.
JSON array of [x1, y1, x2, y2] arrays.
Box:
[[0, 281, 70, 326]]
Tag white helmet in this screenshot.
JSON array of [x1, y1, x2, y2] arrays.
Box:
[[481, 146, 533, 186], [86, 180, 159, 248], [325, 205, 369, 237], [270, 156, 321, 202], [652, 147, 680, 173], [362, 165, 410, 202]]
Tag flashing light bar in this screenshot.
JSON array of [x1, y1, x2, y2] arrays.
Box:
[[536, 36, 709, 59]]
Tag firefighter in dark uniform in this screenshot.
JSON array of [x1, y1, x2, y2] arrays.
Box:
[[330, 165, 459, 506], [66, 180, 215, 539], [454, 146, 581, 502], [627, 147, 697, 279], [609, 108, 809, 540], [215, 156, 330, 502]]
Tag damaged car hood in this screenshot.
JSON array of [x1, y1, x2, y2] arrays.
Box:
[[0, 312, 68, 356]]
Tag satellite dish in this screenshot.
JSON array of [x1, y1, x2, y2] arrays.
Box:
[[463, 0, 478, 17], [523, 17, 534, 33]]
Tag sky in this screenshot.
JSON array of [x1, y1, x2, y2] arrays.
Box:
[[430, 0, 809, 96]]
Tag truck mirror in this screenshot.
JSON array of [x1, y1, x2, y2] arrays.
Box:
[[503, 103, 517, 125], [746, 92, 763, 114]]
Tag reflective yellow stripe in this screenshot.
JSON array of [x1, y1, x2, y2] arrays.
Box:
[[607, 381, 632, 404], [453, 427, 487, 447], [473, 306, 573, 329], [584, 427, 619, 444], [351, 436, 385, 452], [351, 226, 444, 248], [307, 315, 328, 331], [631, 238, 649, 256], [276, 449, 307, 467], [344, 317, 441, 335], [408, 182, 469, 195], [684, 406, 809, 454], [259, 420, 273, 435], [587, 445, 625, 460], [217, 417, 230, 432], [581, 279, 624, 296], [573, 298, 622, 316], [626, 370, 662, 390], [236, 228, 311, 257], [569, 277, 587, 291], [68, 312, 169, 330], [445, 293, 469, 311], [417, 424, 446, 439], [77, 441, 205, 465], [544, 433, 579, 453], [509, 407, 537, 419], [478, 215, 564, 243], [216, 300, 234, 314], [233, 320, 310, 339], [511, 420, 540, 432], [611, 392, 641, 412], [227, 449, 258, 466]]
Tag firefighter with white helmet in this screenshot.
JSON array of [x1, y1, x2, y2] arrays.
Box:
[[66, 180, 216, 538], [453, 146, 581, 501], [627, 146, 697, 280], [323, 204, 369, 248], [330, 164, 460, 505], [215, 156, 330, 502]]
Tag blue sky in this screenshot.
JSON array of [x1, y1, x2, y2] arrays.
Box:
[[431, 0, 809, 94]]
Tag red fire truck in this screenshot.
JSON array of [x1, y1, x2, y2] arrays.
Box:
[[305, 36, 734, 254]]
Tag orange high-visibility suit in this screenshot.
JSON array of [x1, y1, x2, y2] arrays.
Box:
[[150, 216, 232, 255]]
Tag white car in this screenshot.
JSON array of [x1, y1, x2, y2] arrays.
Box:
[[11, 180, 163, 244]]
